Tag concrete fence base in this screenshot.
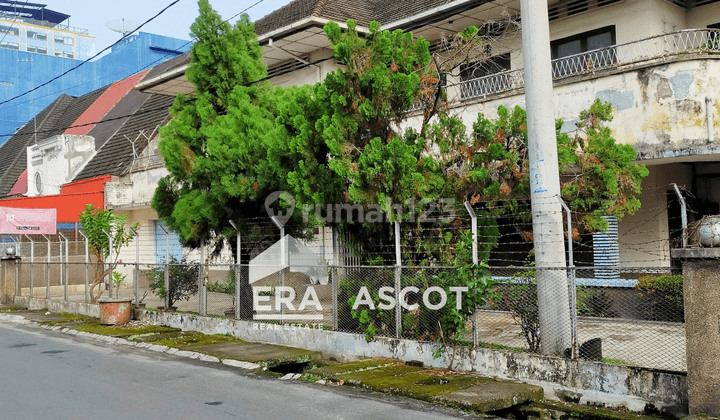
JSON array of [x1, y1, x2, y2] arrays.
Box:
[[13, 296, 100, 318], [138, 310, 687, 415]]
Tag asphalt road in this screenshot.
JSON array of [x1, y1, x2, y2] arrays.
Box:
[[0, 320, 476, 420]]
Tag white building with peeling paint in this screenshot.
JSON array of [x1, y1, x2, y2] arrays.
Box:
[[137, 0, 720, 269]]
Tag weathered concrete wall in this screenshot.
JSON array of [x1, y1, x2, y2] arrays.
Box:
[[268, 48, 337, 88], [113, 208, 162, 281], [546, 0, 684, 54], [403, 58, 720, 266], [139, 310, 688, 415], [13, 295, 100, 317], [687, 2, 720, 29], [440, 59, 720, 161], [616, 163, 694, 266]]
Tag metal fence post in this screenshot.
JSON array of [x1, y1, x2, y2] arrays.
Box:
[[672, 183, 688, 248], [331, 266, 338, 331], [199, 238, 206, 316], [129, 227, 139, 306], [12, 240, 18, 297], [157, 225, 170, 309], [270, 216, 286, 324], [24, 235, 33, 298], [58, 232, 68, 301], [79, 231, 90, 302], [102, 229, 113, 299], [394, 221, 401, 339], [464, 202, 480, 347], [558, 195, 578, 359], [42, 234, 50, 299], [229, 220, 241, 320], [58, 236, 63, 288]]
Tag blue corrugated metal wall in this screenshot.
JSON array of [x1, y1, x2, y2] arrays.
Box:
[[593, 215, 620, 280], [0, 32, 190, 143], [154, 220, 183, 264]]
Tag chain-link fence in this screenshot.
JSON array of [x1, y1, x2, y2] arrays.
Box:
[[5, 255, 687, 372], [479, 266, 685, 372]]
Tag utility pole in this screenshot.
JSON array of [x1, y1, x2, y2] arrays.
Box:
[[519, 0, 572, 355]]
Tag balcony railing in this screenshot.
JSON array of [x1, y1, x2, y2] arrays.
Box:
[[0, 12, 89, 35], [130, 154, 165, 173], [458, 29, 720, 101]]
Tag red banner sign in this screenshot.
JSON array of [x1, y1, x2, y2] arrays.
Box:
[[0, 207, 57, 235]]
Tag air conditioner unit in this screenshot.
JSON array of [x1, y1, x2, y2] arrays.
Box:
[[1, 244, 20, 260]]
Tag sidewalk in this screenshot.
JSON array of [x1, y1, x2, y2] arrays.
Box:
[[0, 305, 545, 414], [0, 304, 675, 420]]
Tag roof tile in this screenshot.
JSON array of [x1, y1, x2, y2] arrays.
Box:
[[74, 94, 174, 181]]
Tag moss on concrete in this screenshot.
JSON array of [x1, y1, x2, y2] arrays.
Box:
[[0, 305, 28, 313], [437, 381, 544, 413], [478, 342, 528, 353], [184, 340, 320, 367], [306, 358, 397, 378], [341, 366, 484, 399], [39, 312, 97, 326], [307, 358, 543, 413], [509, 401, 672, 420], [75, 323, 179, 337], [146, 331, 238, 348]]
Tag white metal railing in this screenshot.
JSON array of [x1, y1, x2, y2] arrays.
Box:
[[458, 68, 525, 100], [130, 154, 165, 172], [0, 12, 89, 35], [458, 29, 720, 101]]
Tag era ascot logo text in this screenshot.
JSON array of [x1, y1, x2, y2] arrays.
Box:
[[252, 285, 469, 320], [252, 191, 467, 324]]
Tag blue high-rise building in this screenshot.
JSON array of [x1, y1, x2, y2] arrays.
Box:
[[0, 1, 189, 143]]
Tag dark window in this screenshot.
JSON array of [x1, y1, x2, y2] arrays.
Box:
[[551, 26, 615, 59], [551, 26, 617, 77], [709, 23, 720, 50], [567, 0, 589, 16], [460, 53, 511, 81], [458, 53, 512, 98]]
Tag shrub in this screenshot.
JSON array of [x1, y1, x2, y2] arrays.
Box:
[[206, 268, 236, 294], [496, 270, 540, 353], [339, 267, 396, 341], [578, 288, 618, 318], [635, 275, 684, 322], [148, 257, 199, 308]]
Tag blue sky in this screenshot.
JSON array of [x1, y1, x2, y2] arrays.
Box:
[[44, 0, 295, 58]]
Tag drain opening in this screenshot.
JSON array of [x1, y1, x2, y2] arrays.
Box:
[[268, 361, 311, 375]]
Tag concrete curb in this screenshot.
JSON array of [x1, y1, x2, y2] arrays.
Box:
[[0, 313, 261, 372]]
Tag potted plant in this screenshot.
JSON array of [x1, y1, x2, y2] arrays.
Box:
[[97, 271, 134, 325], [79, 204, 138, 325]]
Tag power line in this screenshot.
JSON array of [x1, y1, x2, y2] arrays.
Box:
[[0, 0, 275, 127], [0, 103, 171, 137], [0, 0, 181, 108], [0, 0, 271, 112], [0, 0, 303, 137], [0, 43, 188, 111], [224, 0, 269, 24]]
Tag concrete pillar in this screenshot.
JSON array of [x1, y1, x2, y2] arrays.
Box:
[[519, 0, 571, 355], [1, 259, 16, 303], [672, 248, 720, 416]]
